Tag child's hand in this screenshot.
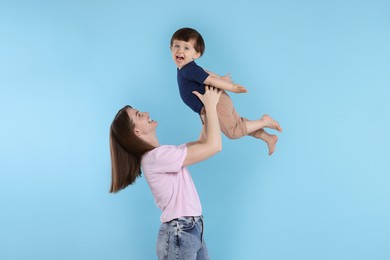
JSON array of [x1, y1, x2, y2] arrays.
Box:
[[221, 74, 232, 83], [232, 84, 248, 93]]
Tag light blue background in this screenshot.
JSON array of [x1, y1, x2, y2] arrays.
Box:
[[1, 0, 389, 259]]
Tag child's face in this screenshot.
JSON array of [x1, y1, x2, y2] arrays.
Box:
[[170, 39, 201, 69]]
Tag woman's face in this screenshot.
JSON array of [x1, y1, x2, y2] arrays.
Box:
[[126, 108, 157, 136]]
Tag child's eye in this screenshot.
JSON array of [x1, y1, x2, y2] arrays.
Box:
[[185, 47, 189, 50]]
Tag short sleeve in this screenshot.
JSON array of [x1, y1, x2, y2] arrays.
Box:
[[144, 145, 187, 173], [182, 63, 209, 84]]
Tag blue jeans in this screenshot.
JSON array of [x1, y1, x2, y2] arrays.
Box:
[[156, 216, 209, 260]]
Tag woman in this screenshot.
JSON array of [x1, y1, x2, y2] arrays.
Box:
[[109, 86, 222, 259]]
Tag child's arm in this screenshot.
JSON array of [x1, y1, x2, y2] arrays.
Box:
[[205, 70, 232, 84], [204, 74, 248, 93], [205, 70, 222, 78]]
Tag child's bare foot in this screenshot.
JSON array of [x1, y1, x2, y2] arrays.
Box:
[[261, 114, 282, 132], [257, 130, 278, 155], [266, 134, 278, 155]]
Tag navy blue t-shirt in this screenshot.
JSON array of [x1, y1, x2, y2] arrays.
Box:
[[177, 61, 209, 114]]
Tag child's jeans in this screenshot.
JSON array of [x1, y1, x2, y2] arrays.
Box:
[[156, 216, 209, 260]]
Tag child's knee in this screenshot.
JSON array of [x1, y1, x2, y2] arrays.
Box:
[[223, 128, 245, 139]]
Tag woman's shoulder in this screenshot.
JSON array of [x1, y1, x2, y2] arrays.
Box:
[[142, 144, 188, 172], [149, 144, 186, 155], [143, 144, 187, 162]]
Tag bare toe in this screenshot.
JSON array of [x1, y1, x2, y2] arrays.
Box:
[[261, 114, 282, 132]]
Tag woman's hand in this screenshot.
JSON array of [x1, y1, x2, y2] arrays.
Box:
[[192, 85, 222, 109]]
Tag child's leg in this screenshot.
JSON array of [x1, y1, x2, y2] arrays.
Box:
[[247, 127, 278, 155], [244, 115, 281, 155], [245, 114, 282, 133], [216, 91, 249, 139], [217, 92, 282, 136], [216, 91, 281, 155]]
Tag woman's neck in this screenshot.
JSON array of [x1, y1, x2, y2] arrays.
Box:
[[144, 134, 159, 147]]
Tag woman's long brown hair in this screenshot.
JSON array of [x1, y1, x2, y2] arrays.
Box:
[[109, 105, 155, 193]]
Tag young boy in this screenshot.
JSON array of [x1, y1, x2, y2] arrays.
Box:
[[170, 27, 282, 155]]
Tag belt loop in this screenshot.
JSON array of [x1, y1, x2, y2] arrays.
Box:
[[175, 220, 180, 236]]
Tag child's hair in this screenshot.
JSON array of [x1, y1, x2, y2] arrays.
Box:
[[170, 27, 205, 56]]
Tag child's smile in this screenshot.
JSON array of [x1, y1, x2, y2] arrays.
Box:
[[175, 54, 184, 63]]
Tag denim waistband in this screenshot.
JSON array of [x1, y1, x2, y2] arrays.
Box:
[[165, 215, 205, 245], [166, 215, 203, 225]]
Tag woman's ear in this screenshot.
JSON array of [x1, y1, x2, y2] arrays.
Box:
[[134, 128, 141, 136]]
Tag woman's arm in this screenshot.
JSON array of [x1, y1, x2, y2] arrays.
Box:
[[186, 124, 206, 147], [184, 86, 222, 166]]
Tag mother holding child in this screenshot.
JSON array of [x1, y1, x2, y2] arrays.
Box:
[[109, 86, 222, 259]]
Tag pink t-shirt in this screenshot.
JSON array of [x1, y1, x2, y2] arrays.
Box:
[[141, 144, 202, 223]]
